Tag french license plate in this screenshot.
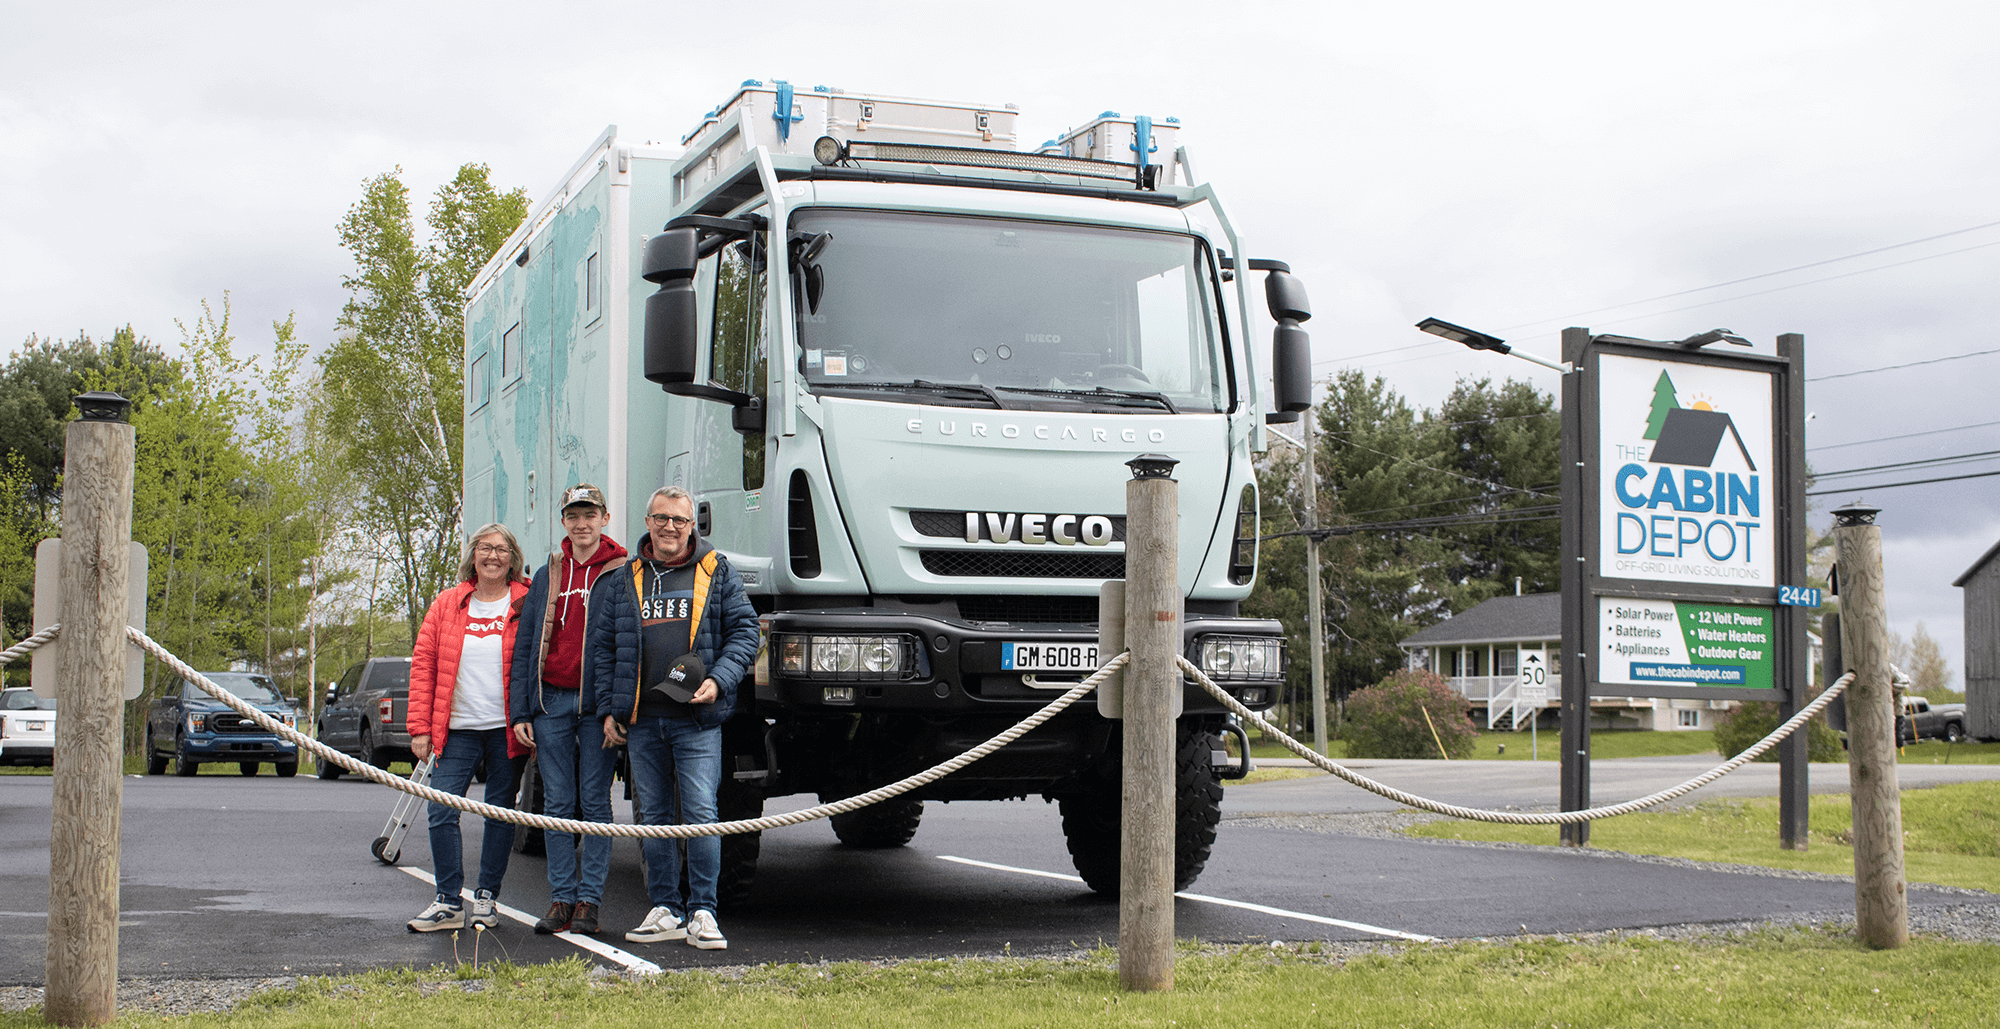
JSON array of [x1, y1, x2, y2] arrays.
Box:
[[1001, 642, 1098, 672]]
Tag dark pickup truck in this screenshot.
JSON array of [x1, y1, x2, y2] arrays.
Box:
[[316, 657, 414, 777], [146, 672, 301, 776], [1899, 696, 1968, 744]]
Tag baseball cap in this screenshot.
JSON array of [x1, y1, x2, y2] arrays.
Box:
[[561, 483, 608, 513]]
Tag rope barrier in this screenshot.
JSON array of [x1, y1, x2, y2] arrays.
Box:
[[1179, 654, 1857, 825], [0, 625, 61, 666], [125, 626, 1123, 839], [12, 621, 1892, 833]]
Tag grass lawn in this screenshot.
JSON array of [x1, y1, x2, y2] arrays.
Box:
[[8, 932, 1996, 1029], [1407, 780, 2000, 893], [1243, 728, 1718, 763]]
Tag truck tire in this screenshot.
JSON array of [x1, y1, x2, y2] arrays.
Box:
[[830, 797, 924, 849], [1946, 721, 1966, 743], [146, 748, 168, 775], [175, 735, 199, 777], [239, 761, 258, 776], [1058, 727, 1224, 896], [361, 724, 388, 769], [717, 779, 765, 910], [315, 724, 344, 779], [276, 761, 298, 777]]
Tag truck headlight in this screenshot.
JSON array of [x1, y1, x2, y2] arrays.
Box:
[[1193, 635, 1285, 682], [775, 633, 919, 680], [185, 713, 206, 734]]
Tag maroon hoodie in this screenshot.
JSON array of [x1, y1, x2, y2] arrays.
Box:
[[539, 533, 628, 689]]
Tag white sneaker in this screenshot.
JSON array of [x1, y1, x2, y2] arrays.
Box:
[[407, 899, 465, 933], [686, 909, 727, 950], [625, 906, 686, 943], [469, 889, 499, 929]]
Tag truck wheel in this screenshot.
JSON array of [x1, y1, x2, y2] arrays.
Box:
[[512, 758, 546, 857], [175, 736, 199, 777], [239, 761, 259, 776], [1946, 722, 1966, 743], [717, 779, 765, 910], [1057, 727, 1225, 896], [276, 761, 298, 778], [1057, 787, 1120, 894], [146, 748, 168, 776], [361, 725, 388, 769], [316, 744, 344, 780], [830, 796, 923, 849]]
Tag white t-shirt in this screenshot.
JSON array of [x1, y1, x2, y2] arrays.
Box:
[[450, 596, 510, 731]]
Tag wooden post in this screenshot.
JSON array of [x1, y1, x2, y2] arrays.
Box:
[[47, 392, 135, 1026], [1831, 502, 1908, 949], [1120, 454, 1178, 992], [1557, 327, 1591, 847]]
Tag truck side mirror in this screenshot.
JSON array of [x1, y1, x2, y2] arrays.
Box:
[[1264, 270, 1312, 414], [643, 228, 701, 387]]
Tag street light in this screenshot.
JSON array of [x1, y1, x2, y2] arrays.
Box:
[[1416, 317, 1572, 373]]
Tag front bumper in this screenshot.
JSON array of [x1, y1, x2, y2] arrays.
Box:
[[757, 608, 1283, 715]]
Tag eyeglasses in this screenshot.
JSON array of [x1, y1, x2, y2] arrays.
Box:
[[472, 544, 512, 557], [647, 513, 695, 528]]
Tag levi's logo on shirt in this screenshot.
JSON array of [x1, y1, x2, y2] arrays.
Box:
[[465, 616, 507, 635]]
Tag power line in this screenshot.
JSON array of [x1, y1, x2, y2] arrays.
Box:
[[1812, 449, 2000, 479], [1261, 505, 1560, 543], [1808, 346, 2000, 383], [1806, 467, 2000, 496], [1497, 216, 2000, 333], [1808, 419, 2000, 452]]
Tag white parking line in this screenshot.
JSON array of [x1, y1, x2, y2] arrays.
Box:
[[397, 866, 663, 974], [937, 855, 1436, 943]]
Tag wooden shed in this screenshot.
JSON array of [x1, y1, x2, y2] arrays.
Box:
[[1955, 538, 2000, 742]]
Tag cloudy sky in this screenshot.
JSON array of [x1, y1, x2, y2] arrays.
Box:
[[4, 0, 1994, 676]]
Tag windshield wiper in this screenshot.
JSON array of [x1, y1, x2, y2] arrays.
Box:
[[812, 379, 1010, 409], [993, 385, 1178, 414]]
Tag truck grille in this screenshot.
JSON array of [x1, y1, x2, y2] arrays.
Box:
[[910, 510, 1127, 542], [920, 550, 1125, 579], [956, 595, 1102, 624], [211, 713, 272, 734]]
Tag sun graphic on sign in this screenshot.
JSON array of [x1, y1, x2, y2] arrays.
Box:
[[1687, 392, 1717, 411]]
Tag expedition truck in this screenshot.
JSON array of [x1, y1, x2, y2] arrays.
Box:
[[462, 82, 1313, 900]]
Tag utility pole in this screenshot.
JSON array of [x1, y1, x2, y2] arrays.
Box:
[[1831, 502, 1907, 948], [47, 392, 135, 1026], [1302, 403, 1328, 754], [1119, 454, 1179, 992]]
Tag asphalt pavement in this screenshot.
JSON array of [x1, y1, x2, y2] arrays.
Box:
[[2, 751, 1996, 983]]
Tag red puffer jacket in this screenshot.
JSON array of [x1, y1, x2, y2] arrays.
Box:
[[409, 579, 532, 759]]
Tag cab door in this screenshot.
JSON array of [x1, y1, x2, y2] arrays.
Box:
[[691, 236, 770, 556]]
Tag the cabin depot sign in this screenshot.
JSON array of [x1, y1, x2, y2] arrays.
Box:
[[1597, 354, 1773, 587], [1554, 328, 1808, 845]]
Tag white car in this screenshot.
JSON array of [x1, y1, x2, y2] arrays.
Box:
[[0, 687, 57, 767]]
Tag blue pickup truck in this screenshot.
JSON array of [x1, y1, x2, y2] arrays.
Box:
[[146, 672, 302, 776]]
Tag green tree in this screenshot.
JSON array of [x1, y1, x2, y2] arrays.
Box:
[[319, 164, 526, 640], [1341, 668, 1478, 759], [1432, 377, 1562, 607]]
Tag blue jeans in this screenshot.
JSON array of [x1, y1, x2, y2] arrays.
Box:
[[427, 727, 518, 901], [531, 689, 615, 904], [626, 715, 721, 915]]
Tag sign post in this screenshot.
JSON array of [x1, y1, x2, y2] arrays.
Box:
[[1560, 330, 1809, 846]]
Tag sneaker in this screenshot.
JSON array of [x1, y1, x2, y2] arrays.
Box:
[[534, 901, 574, 935], [685, 910, 727, 951], [625, 906, 686, 943], [469, 889, 499, 929], [570, 901, 600, 936], [407, 898, 465, 933]]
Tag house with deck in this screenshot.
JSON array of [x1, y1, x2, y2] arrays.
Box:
[[1397, 592, 1778, 732]]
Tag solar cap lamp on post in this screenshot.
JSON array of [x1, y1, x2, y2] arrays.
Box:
[[1416, 317, 1573, 374]]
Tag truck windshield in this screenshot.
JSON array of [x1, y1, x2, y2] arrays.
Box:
[[793, 210, 1229, 413]]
